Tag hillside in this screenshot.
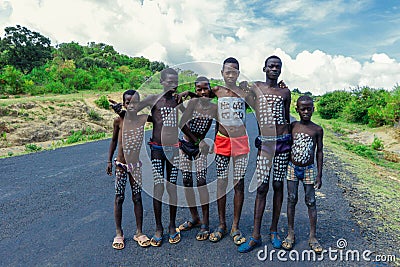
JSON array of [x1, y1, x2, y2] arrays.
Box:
[[0, 92, 131, 157]]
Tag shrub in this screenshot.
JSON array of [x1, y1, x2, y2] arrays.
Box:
[[88, 108, 102, 120], [25, 143, 42, 152], [316, 90, 352, 119], [343, 87, 389, 125], [371, 136, 384, 151], [94, 95, 110, 110]]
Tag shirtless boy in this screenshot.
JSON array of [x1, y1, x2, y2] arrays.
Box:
[[281, 95, 323, 253], [239, 55, 291, 252], [177, 76, 217, 241], [106, 89, 150, 249], [209, 57, 249, 246], [133, 68, 182, 246]]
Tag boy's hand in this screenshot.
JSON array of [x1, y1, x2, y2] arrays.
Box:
[[174, 92, 186, 104], [239, 81, 250, 92], [109, 99, 123, 114], [314, 176, 322, 189], [209, 143, 214, 154], [278, 80, 288, 89], [106, 162, 113, 176], [199, 140, 210, 156]]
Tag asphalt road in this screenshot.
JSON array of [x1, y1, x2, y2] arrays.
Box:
[[0, 114, 377, 266]]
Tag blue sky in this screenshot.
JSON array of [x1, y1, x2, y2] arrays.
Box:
[[1, 0, 399, 94]]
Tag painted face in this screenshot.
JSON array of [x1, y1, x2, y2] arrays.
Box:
[[161, 74, 178, 92], [264, 58, 282, 80], [221, 62, 239, 85], [195, 81, 211, 98], [124, 93, 140, 112], [296, 100, 314, 121]]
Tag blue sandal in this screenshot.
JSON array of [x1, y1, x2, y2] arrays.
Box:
[[238, 236, 262, 253], [150, 235, 163, 247], [270, 232, 282, 249], [169, 228, 181, 244]]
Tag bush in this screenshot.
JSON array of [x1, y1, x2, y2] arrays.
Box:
[[25, 143, 42, 152], [317, 90, 352, 119], [342, 87, 389, 125], [94, 95, 110, 110], [371, 136, 384, 151], [88, 108, 102, 120]]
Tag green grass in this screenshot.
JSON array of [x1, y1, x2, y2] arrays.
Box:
[[313, 113, 400, 252], [65, 128, 106, 144]]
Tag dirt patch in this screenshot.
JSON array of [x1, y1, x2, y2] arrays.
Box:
[[348, 126, 400, 155], [0, 92, 124, 157]]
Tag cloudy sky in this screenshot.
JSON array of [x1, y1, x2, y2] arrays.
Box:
[[1, 0, 400, 95]]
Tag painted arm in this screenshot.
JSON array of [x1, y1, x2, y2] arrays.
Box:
[[179, 100, 198, 143]]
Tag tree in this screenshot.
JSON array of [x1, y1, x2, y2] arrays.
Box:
[[56, 42, 84, 62], [0, 25, 52, 74], [149, 61, 167, 73]]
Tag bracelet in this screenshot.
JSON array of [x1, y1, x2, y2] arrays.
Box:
[[107, 161, 112, 163], [194, 139, 201, 146]]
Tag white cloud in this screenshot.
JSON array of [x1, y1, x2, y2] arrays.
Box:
[[1, 0, 399, 94]]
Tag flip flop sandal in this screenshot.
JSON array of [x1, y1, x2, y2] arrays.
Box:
[[178, 220, 201, 231], [112, 235, 125, 250], [309, 240, 323, 253], [238, 236, 262, 253], [196, 225, 210, 241], [150, 234, 163, 247], [282, 236, 295, 250], [169, 228, 181, 244], [270, 232, 282, 249], [134, 234, 151, 247], [230, 229, 246, 245], [209, 227, 227, 243]]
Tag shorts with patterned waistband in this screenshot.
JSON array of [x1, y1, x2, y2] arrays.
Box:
[[286, 161, 316, 185], [148, 141, 180, 161], [255, 134, 291, 155], [214, 132, 250, 157]]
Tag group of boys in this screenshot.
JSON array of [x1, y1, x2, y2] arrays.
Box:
[[106, 56, 324, 254]]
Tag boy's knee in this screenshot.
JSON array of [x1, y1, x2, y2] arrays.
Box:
[[132, 193, 142, 204], [234, 179, 244, 192], [115, 194, 125, 204], [287, 192, 298, 205], [272, 180, 283, 191], [256, 183, 269, 198], [305, 195, 316, 208], [183, 177, 193, 187], [197, 178, 206, 187]]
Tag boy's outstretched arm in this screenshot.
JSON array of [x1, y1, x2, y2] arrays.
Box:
[[315, 127, 324, 189], [106, 117, 120, 176], [109, 99, 125, 117]]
